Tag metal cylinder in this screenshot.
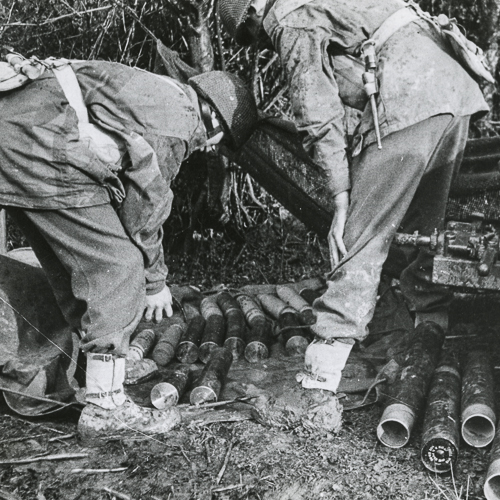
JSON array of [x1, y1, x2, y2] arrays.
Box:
[[377, 322, 445, 448], [461, 350, 496, 448], [257, 293, 288, 319], [190, 347, 233, 405], [420, 352, 461, 473], [151, 322, 185, 367], [128, 328, 156, 361], [199, 297, 225, 364], [484, 427, 500, 500], [217, 291, 246, 361], [176, 315, 206, 364], [276, 285, 315, 325], [277, 310, 310, 356], [237, 294, 271, 363], [150, 365, 191, 409]]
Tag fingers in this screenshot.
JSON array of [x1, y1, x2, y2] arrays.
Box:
[[144, 305, 154, 322]]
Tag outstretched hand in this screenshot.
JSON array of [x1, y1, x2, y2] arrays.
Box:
[[328, 190, 350, 268], [144, 285, 173, 323]]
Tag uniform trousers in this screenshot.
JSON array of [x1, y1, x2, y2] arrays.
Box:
[[7, 203, 146, 355], [312, 114, 470, 341]]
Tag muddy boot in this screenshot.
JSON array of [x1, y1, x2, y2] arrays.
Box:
[[78, 353, 180, 443]]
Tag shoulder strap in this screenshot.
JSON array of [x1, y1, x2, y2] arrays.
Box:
[[50, 61, 89, 126]]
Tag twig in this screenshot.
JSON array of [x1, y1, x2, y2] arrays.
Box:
[[48, 433, 76, 442], [71, 467, 128, 474], [216, 439, 235, 484], [99, 487, 132, 500], [0, 385, 77, 409], [0, 453, 88, 466], [212, 483, 245, 493], [0, 434, 45, 445], [1, 415, 68, 435], [179, 446, 192, 464], [2, 6, 112, 26], [245, 174, 266, 211], [179, 396, 254, 409], [205, 442, 211, 465]]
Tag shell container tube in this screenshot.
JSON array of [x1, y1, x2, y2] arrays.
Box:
[[199, 297, 225, 364], [150, 365, 192, 409], [420, 351, 461, 473], [176, 315, 206, 364], [217, 291, 246, 361], [377, 322, 445, 449], [276, 285, 316, 326], [127, 328, 156, 361], [190, 347, 233, 405], [461, 350, 496, 448], [236, 294, 271, 362], [152, 320, 186, 367], [257, 293, 288, 320], [484, 426, 500, 500]]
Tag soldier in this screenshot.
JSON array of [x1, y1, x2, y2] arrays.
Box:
[[219, 0, 490, 392], [0, 56, 257, 431]]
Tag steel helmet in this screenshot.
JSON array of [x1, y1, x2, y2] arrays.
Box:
[[188, 71, 258, 150]]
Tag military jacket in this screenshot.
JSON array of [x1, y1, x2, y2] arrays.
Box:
[[263, 0, 489, 195], [0, 61, 207, 292]]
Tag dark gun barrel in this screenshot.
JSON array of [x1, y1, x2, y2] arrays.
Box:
[[377, 322, 445, 448], [217, 291, 246, 361], [199, 297, 225, 364], [420, 351, 461, 473], [150, 365, 192, 409], [190, 347, 233, 405], [461, 350, 496, 448]]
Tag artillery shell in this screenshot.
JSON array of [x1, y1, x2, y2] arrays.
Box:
[[421, 352, 461, 473], [257, 293, 288, 320], [377, 321, 445, 448], [299, 288, 323, 306], [461, 350, 496, 447], [237, 294, 272, 362], [152, 322, 185, 367], [176, 315, 206, 364], [190, 347, 233, 405], [484, 427, 500, 500], [217, 291, 246, 361], [276, 285, 316, 325], [128, 328, 156, 361], [277, 310, 310, 356], [199, 297, 225, 364], [150, 365, 191, 409]]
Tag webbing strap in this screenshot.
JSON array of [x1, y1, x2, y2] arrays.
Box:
[[371, 6, 419, 52], [51, 62, 90, 131]]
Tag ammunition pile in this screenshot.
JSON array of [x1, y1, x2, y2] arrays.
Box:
[[375, 337, 497, 489], [126, 279, 323, 409]]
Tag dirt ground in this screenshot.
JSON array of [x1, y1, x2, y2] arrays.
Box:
[[1, 217, 500, 500]]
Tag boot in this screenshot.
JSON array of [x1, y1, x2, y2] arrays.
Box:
[[296, 339, 354, 393], [78, 352, 180, 442]]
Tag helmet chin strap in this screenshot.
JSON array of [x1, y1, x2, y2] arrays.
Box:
[[199, 98, 223, 140]]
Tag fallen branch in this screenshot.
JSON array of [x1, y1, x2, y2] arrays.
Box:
[[0, 385, 77, 409], [0, 453, 88, 466], [0, 434, 45, 445], [71, 467, 127, 474], [212, 483, 245, 494], [216, 439, 235, 485], [99, 487, 132, 500], [48, 433, 76, 442]]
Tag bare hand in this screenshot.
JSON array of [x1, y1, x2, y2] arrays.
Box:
[[328, 190, 350, 267], [144, 285, 173, 323]]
